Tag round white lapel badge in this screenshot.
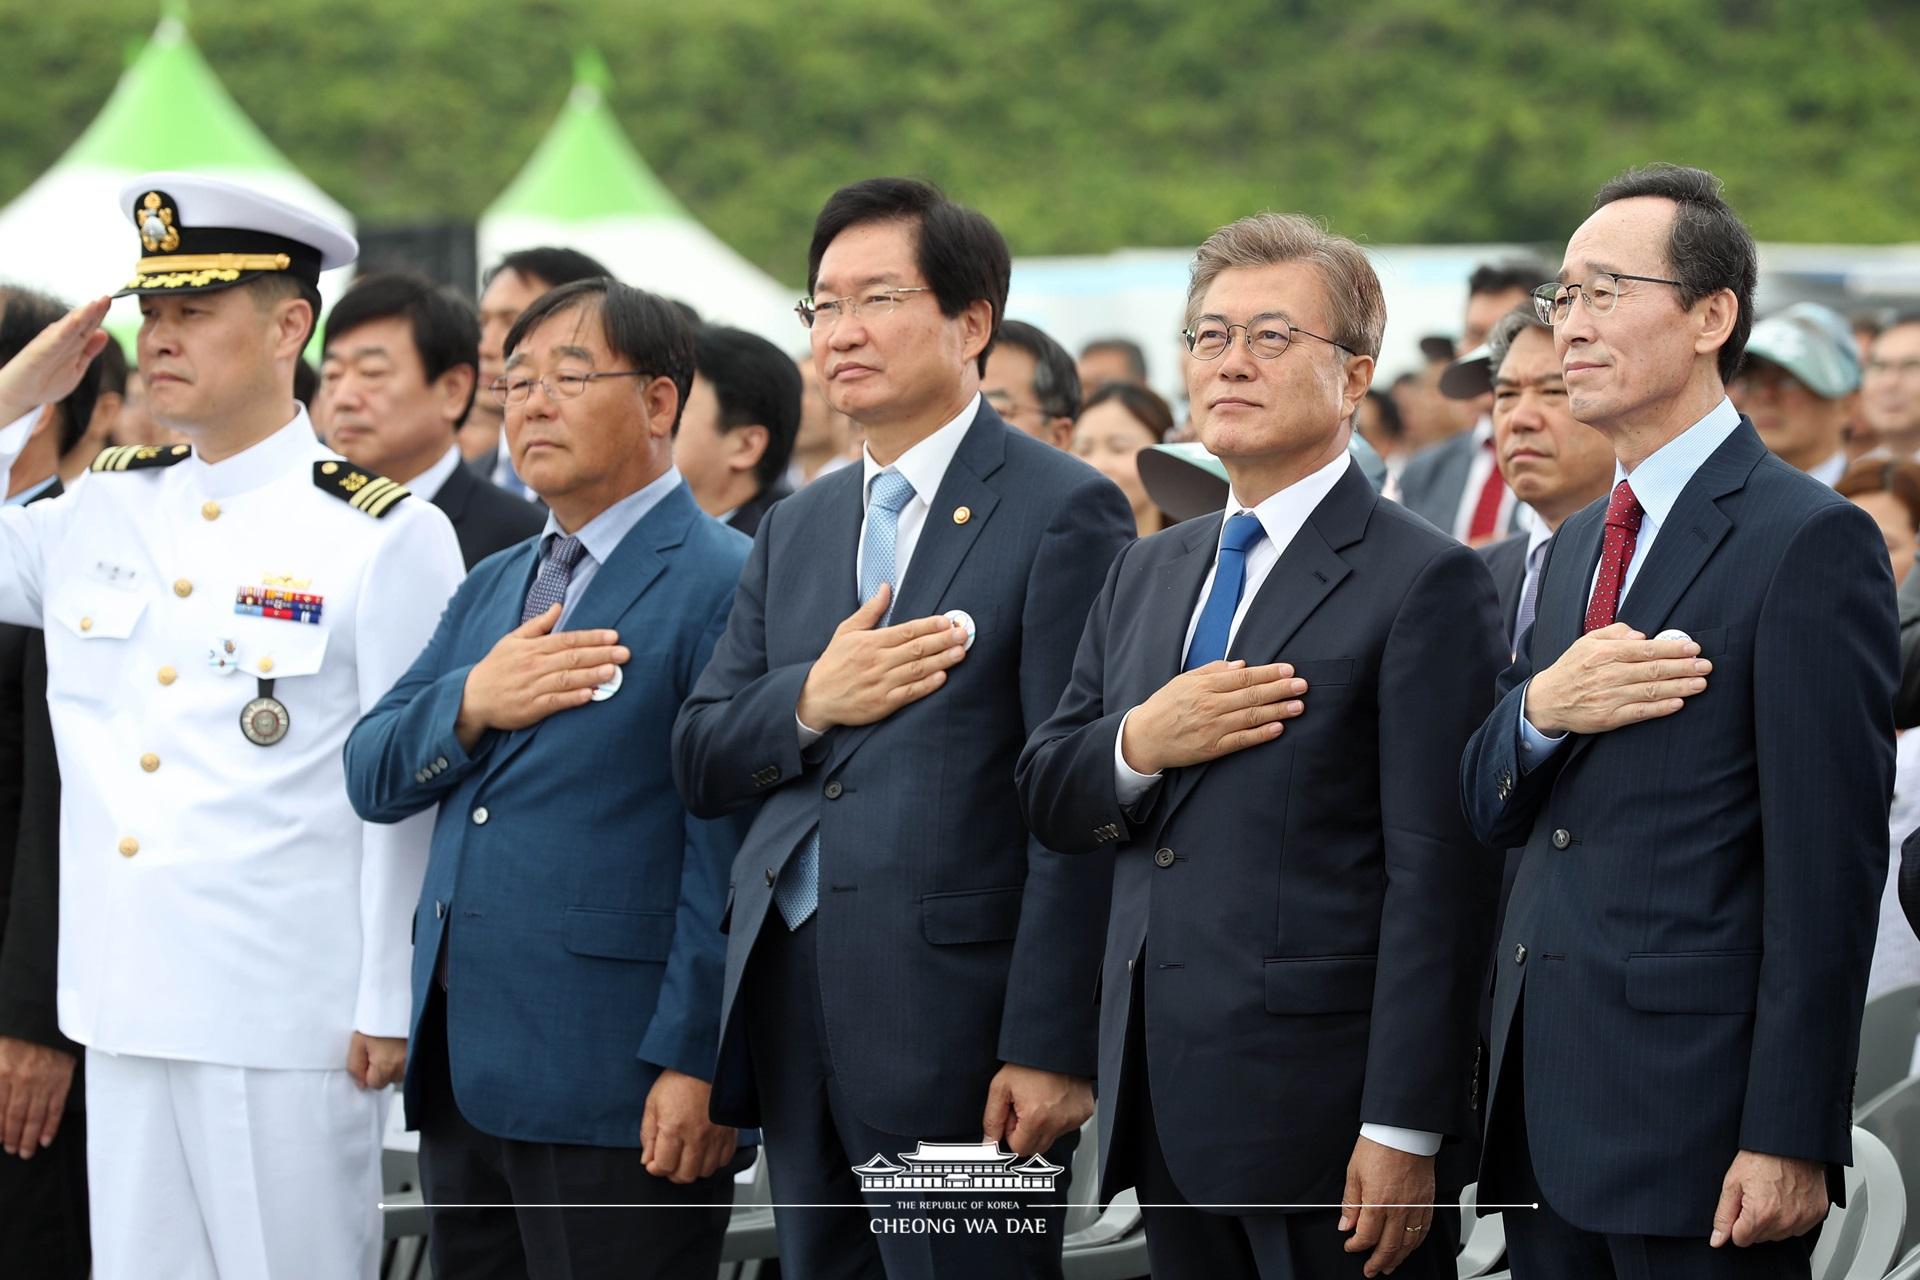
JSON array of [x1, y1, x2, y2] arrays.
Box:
[[942, 609, 977, 652], [592, 665, 624, 702], [1653, 629, 1693, 644]]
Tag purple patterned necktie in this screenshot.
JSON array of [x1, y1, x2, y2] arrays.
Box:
[[522, 534, 588, 623]]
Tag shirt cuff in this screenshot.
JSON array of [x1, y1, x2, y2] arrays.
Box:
[[1516, 678, 1568, 773], [796, 713, 825, 749], [1360, 1123, 1443, 1158], [1112, 707, 1162, 806]]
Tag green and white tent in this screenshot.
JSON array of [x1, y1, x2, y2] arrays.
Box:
[[479, 53, 795, 343], [0, 12, 355, 339]]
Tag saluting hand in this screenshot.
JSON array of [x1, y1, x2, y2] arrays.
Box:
[[1118, 660, 1308, 777], [0, 295, 111, 426], [454, 604, 629, 751], [795, 583, 968, 732], [1523, 622, 1710, 737]]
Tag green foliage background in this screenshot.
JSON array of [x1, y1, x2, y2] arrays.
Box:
[[3, 0, 1916, 279]]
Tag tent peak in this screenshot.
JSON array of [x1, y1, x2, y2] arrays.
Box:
[[572, 47, 613, 96]]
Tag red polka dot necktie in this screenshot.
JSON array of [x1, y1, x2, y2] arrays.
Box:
[[1583, 480, 1644, 634]]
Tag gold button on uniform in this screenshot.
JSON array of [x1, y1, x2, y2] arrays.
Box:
[[118, 837, 139, 857], [321, 461, 340, 475], [157, 666, 177, 685], [201, 501, 221, 521], [140, 753, 160, 772], [173, 578, 193, 598], [258, 656, 274, 673], [79, 616, 93, 632]]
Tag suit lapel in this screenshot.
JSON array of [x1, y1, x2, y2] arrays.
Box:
[[1145, 516, 1225, 682], [1156, 463, 1371, 826], [827, 404, 1008, 775]]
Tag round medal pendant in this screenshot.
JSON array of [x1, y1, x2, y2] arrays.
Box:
[[239, 695, 291, 746]]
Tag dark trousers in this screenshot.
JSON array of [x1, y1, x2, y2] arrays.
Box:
[[742, 913, 1077, 1280], [1111, 960, 1457, 1280], [1486, 998, 1816, 1280], [414, 989, 735, 1280], [0, 1105, 88, 1280]]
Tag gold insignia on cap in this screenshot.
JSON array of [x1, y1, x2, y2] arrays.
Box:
[[137, 192, 181, 254], [953, 506, 972, 525]]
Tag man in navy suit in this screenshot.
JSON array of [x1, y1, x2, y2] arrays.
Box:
[[1018, 212, 1504, 1280], [345, 279, 750, 1280], [1461, 165, 1897, 1279], [672, 178, 1133, 1279]]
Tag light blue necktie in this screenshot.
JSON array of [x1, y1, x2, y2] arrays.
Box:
[[775, 470, 918, 929], [1183, 513, 1266, 671]]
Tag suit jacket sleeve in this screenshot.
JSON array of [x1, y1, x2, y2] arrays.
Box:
[[1741, 502, 1897, 1163], [344, 565, 497, 825], [1366, 543, 1505, 1134], [1895, 563, 1920, 729], [1459, 533, 1572, 848], [1015, 544, 1136, 854], [638, 586, 750, 1082], [671, 510, 817, 819], [0, 631, 74, 1052], [996, 476, 1134, 1076], [347, 504, 467, 1038]]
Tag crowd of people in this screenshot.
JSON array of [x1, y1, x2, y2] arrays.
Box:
[[0, 158, 1916, 1280]]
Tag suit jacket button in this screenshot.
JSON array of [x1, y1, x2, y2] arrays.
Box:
[[435, 901, 446, 920], [764, 867, 776, 887], [1551, 828, 1571, 849], [824, 780, 843, 799], [472, 807, 490, 825], [1153, 847, 1176, 868], [1127, 958, 1135, 973], [1514, 944, 1527, 964]]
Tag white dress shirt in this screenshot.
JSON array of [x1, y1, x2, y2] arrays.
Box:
[[796, 394, 980, 745], [1103, 448, 1439, 1157], [407, 442, 465, 503], [1519, 397, 1743, 767], [1450, 416, 1516, 541], [1808, 451, 1847, 488]]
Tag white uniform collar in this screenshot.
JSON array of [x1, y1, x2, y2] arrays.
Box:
[[187, 407, 325, 499]]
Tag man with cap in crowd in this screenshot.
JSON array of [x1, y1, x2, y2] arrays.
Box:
[[1395, 261, 1545, 543], [0, 172, 465, 1278], [1731, 302, 1861, 486]]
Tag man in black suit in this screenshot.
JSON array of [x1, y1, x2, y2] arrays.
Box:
[[320, 272, 542, 568], [676, 324, 801, 538], [1476, 308, 1617, 653], [1461, 164, 1897, 1279], [0, 286, 105, 1280], [1017, 213, 1504, 1280], [672, 178, 1133, 1279]]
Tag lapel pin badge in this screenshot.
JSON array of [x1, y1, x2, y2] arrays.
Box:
[[592, 665, 624, 702], [942, 609, 977, 651], [1654, 629, 1693, 644], [952, 506, 971, 525]]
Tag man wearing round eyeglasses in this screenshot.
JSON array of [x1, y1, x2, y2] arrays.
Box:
[[674, 177, 1132, 1278], [1020, 211, 1505, 1280], [1463, 165, 1896, 1278], [982, 319, 1081, 449]]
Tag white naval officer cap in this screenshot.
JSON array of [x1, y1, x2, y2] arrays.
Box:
[[114, 172, 357, 298]]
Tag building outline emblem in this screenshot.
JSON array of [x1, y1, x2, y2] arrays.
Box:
[[852, 1141, 1064, 1193]]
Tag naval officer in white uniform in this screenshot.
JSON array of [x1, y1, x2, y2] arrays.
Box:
[[0, 174, 464, 1278]]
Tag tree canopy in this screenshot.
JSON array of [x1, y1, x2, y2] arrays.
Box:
[[3, 0, 1915, 280]]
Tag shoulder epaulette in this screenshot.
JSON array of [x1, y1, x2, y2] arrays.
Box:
[[90, 442, 193, 473], [314, 460, 411, 518]]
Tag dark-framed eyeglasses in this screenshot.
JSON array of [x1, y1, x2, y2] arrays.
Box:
[[491, 370, 650, 406], [1182, 316, 1356, 361], [1533, 272, 1686, 326], [795, 287, 936, 330]]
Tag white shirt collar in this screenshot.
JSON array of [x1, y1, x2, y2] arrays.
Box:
[[1612, 397, 1742, 530], [408, 443, 464, 503], [861, 393, 981, 505], [189, 407, 325, 499], [1526, 512, 1555, 554], [4, 472, 58, 507], [1470, 414, 1494, 448], [1222, 448, 1352, 553], [1808, 451, 1848, 487]]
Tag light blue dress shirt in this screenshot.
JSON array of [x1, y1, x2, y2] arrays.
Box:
[[534, 466, 683, 628], [1518, 397, 1742, 768]]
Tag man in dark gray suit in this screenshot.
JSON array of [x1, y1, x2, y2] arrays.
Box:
[[320, 272, 542, 569], [1462, 164, 1896, 1278], [672, 178, 1133, 1279], [1018, 212, 1504, 1280]]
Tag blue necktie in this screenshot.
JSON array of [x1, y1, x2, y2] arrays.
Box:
[[522, 534, 587, 623], [1183, 513, 1266, 671], [775, 470, 918, 929]]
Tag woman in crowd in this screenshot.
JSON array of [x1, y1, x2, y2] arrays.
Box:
[[1071, 381, 1175, 537], [1838, 458, 1920, 995]]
